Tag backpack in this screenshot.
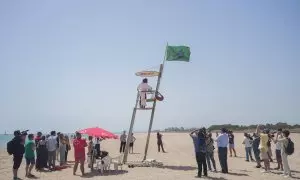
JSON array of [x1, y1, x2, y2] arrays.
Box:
[[285, 138, 294, 155], [7, 140, 15, 155]]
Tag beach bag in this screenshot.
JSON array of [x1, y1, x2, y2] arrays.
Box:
[[7, 140, 14, 155], [285, 138, 294, 155]]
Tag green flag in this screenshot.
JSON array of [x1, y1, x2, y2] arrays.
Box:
[[166, 45, 191, 62]]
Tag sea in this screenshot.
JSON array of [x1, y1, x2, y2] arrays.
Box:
[[0, 132, 123, 149], [0, 134, 14, 148]]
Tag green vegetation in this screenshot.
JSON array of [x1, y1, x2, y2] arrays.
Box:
[[163, 123, 300, 132]]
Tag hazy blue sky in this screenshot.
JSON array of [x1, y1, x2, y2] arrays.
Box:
[[0, 0, 299, 134]]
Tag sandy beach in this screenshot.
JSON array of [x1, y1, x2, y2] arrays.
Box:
[[0, 132, 299, 180]]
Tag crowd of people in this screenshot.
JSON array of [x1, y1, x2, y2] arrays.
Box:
[[190, 125, 294, 178], [7, 130, 90, 180], [7, 124, 294, 180]]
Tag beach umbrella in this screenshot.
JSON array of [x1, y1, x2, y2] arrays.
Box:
[[78, 127, 118, 139]]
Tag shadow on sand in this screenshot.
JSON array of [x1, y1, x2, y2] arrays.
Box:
[[227, 172, 249, 176], [26, 176, 39, 179], [205, 177, 227, 180], [160, 165, 197, 171], [81, 170, 128, 178]]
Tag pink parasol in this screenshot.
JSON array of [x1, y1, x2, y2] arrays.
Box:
[[78, 127, 118, 139]]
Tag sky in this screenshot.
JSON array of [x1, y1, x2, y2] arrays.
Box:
[[0, 0, 299, 134]]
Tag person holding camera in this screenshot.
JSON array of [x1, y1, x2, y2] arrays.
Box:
[[8, 130, 27, 180], [273, 128, 283, 171], [242, 133, 254, 162], [190, 128, 208, 178], [274, 129, 292, 178], [228, 131, 237, 157]]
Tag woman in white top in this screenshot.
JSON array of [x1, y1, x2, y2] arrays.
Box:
[[274, 130, 292, 178], [273, 129, 283, 171], [137, 78, 152, 108], [242, 133, 254, 162]]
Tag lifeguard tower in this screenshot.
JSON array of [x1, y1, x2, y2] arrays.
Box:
[[122, 44, 191, 164], [123, 64, 164, 163]]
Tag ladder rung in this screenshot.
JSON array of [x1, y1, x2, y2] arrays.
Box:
[[136, 107, 153, 110]]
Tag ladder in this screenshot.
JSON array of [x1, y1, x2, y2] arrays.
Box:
[[123, 64, 164, 163]]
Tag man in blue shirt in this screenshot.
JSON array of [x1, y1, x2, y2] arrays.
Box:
[[215, 128, 229, 173], [190, 128, 207, 178]]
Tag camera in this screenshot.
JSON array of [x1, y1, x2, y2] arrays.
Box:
[[21, 130, 29, 136]]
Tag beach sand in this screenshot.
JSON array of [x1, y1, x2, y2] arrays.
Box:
[[0, 133, 299, 180]]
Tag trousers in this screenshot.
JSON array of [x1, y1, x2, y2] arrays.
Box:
[[282, 153, 291, 175], [218, 147, 228, 173], [196, 152, 207, 176], [206, 151, 216, 171]]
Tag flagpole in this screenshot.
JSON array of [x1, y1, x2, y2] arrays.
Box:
[[143, 43, 168, 161], [162, 42, 168, 69]]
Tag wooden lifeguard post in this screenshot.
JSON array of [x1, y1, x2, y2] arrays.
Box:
[[123, 65, 164, 163], [122, 44, 190, 163]]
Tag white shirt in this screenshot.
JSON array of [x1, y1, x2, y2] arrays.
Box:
[[137, 83, 152, 91], [243, 137, 252, 148], [120, 134, 127, 142], [46, 136, 57, 151], [215, 133, 229, 147], [276, 142, 281, 150], [276, 134, 283, 150]]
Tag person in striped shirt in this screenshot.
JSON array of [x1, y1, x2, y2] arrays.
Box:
[[206, 133, 217, 172]]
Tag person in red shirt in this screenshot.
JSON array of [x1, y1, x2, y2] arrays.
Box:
[[73, 132, 87, 176]]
